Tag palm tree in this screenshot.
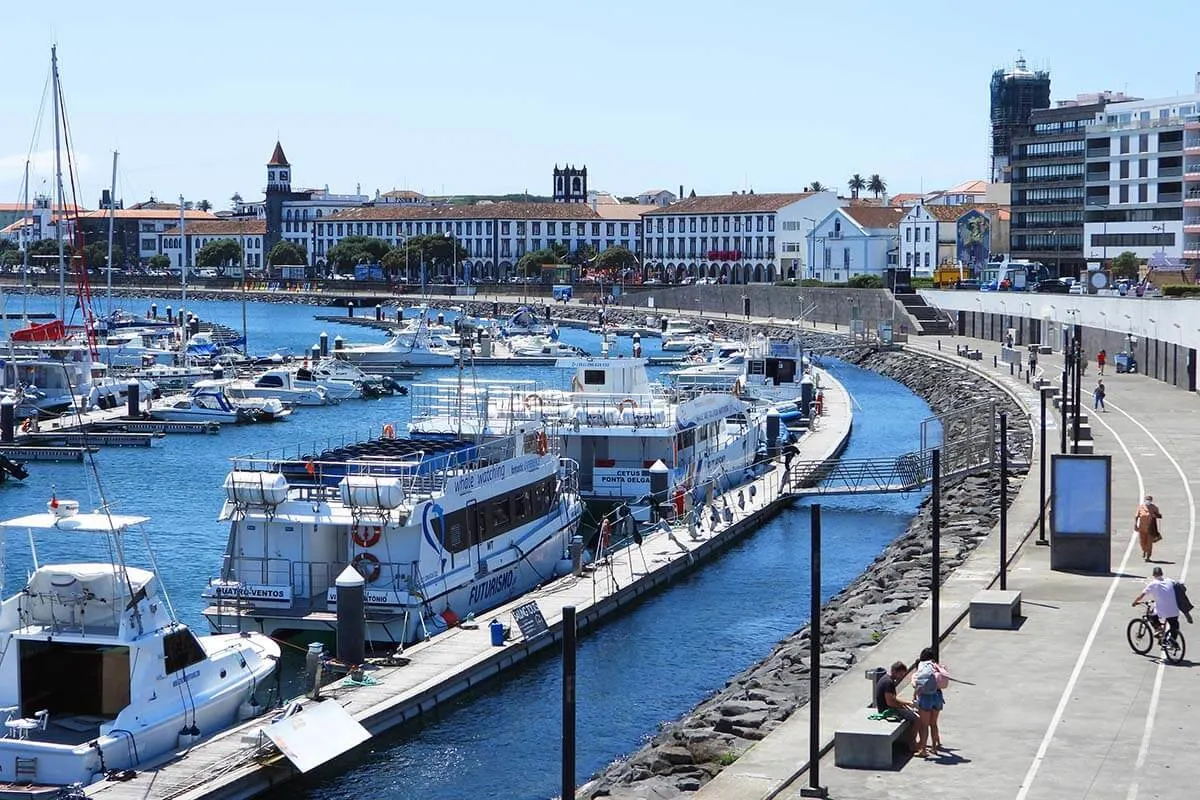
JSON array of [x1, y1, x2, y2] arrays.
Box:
[[868, 174, 887, 199], [197, 199, 213, 212], [808, 181, 826, 193], [848, 174, 866, 199]]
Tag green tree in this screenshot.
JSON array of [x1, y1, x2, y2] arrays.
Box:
[[379, 235, 468, 280], [326, 236, 392, 270], [868, 174, 887, 198], [267, 240, 308, 267], [516, 247, 561, 280], [848, 174, 866, 199], [148, 254, 171, 271], [565, 243, 596, 266], [82, 241, 124, 270], [196, 199, 213, 212], [847, 274, 883, 288], [807, 181, 826, 192], [1111, 250, 1141, 280], [28, 239, 71, 258], [194, 238, 243, 273], [594, 245, 638, 274]]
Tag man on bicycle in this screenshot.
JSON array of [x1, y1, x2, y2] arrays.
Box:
[[1133, 566, 1181, 646]]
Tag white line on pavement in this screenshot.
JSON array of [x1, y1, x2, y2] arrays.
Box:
[[1109, 403, 1197, 800], [1014, 414, 1144, 800]]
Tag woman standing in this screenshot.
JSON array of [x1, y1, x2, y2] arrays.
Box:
[[912, 647, 948, 755], [1135, 495, 1163, 562]]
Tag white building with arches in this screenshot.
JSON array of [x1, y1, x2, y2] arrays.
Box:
[[641, 191, 842, 284], [159, 219, 266, 275]]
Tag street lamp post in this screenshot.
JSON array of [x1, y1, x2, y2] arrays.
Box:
[[803, 217, 817, 281]]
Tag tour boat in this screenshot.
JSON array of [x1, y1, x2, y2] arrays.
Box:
[[0, 499, 279, 789], [202, 423, 581, 645], [670, 334, 811, 421]]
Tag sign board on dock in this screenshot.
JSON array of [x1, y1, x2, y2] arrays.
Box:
[[512, 600, 549, 641], [265, 699, 370, 773]]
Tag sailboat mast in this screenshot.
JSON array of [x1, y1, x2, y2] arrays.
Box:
[[106, 151, 118, 308], [179, 195, 187, 347], [20, 160, 30, 325], [51, 46, 65, 323]]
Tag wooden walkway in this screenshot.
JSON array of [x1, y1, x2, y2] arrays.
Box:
[[83, 378, 854, 800]]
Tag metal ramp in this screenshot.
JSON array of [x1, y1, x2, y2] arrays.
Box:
[[785, 450, 934, 496]]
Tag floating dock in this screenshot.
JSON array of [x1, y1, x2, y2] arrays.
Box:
[[23, 431, 164, 448], [81, 379, 854, 800], [0, 444, 94, 462]]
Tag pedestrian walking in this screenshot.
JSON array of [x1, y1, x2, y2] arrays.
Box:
[[1080, 347, 1088, 375], [1093, 380, 1106, 411], [1097, 349, 1107, 376], [1135, 495, 1164, 562], [1028, 347, 1038, 375]]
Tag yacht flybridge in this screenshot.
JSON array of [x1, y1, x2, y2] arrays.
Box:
[[0, 502, 279, 790]]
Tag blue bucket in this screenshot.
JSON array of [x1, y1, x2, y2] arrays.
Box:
[[490, 619, 505, 647]]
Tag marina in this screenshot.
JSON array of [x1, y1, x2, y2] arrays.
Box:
[[80, 367, 856, 800]]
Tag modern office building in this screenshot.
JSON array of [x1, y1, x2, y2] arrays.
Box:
[[990, 55, 1051, 183], [1009, 100, 1109, 277], [1082, 91, 1200, 271]]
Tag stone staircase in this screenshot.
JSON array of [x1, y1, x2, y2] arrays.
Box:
[[894, 293, 955, 335], [1033, 375, 1094, 455]]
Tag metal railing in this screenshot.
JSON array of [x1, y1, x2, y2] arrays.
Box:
[[785, 450, 934, 495]]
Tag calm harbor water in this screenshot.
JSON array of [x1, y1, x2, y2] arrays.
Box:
[[0, 294, 934, 800]]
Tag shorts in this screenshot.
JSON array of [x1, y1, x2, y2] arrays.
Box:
[[916, 690, 944, 711]]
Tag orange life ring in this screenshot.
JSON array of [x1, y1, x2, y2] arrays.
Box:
[[353, 525, 383, 548], [382, 423, 396, 439], [304, 458, 316, 477], [524, 394, 544, 412], [20, 419, 32, 433], [352, 552, 381, 583], [617, 397, 638, 413], [536, 430, 548, 456]]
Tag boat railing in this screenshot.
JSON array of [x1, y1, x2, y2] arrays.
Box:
[[209, 556, 421, 611], [18, 591, 123, 636]]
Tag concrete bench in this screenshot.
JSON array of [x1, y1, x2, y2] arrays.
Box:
[[968, 350, 983, 361], [834, 714, 912, 769], [969, 589, 1022, 629]]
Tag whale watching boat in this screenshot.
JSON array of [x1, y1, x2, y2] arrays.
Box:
[[669, 333, 811, 422], [202, 422, 582, 646], [0, 498, 279, 790]]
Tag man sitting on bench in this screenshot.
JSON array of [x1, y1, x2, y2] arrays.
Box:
[[875, 660, 924, 754]]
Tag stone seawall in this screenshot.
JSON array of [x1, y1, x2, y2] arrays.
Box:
[[581, 349, 1029, 799]]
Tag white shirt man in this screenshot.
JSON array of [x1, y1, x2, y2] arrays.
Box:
[[1134, 567, 1180, 643]]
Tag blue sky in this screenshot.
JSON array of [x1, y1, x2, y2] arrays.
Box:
[[3, 0, 1198, 210]]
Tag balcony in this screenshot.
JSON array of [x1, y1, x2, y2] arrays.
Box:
[[1185, 222, 1200, 234], [1159, 167, 1184, 178], [1160, 141, 1184, 152], [1160, 193, 1184, 203], [1187, 193, 1200, 206]]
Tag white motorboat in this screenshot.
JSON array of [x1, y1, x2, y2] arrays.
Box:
[[670, 334, 811, 422], [336, 325, 457, 369], [500, 306, 557, 338], [506, 335, 587, 359], [132, 364, 216, 392], [311, 357, 404, 396], [151, 388, 241, 423], [0, 498, 279, 790], [202, 423, 582, 645], [292, 364, 363, 401], [226, 369, 330, 407], [189, 379, 292, 422]]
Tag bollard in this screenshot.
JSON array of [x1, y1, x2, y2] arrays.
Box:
[[648, 460, 669, 522], [320, 331, 329, 357], [0, 399, 15, 443], [126, 380, 141, 419], [150, 303, 158, 319], [437, 313, 445, 326], [166, 305, 173, 323], [993, 354, 998, 368], [1010, 362, 1014, 376], [766, 409, 781, 458], [937, 339, 941, 351], [632, 332, 642, 358], [335, 565, 366, 667], [375, 304, 382, 321], [310, 344, 321, 363], [306, 642, 325, 700], [212, 364, 225, 381], [347, 301, 355, 318], [492, 301, 500, 319], [479, 331, 492, 358], [190, 315, 200, 337], [178, 310, 185, 326], [334, 335, 345, 351], [569, 535, 583, 576]]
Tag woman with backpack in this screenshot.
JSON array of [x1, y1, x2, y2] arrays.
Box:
[[912, 647, 950, 756]]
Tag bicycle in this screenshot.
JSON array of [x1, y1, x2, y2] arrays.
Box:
[[1127, 601, 1187, 663]]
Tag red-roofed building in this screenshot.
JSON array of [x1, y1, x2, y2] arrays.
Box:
[[640, 191, 843, 283], [158, 219, 267, 276], [806, 206, 905, 281]]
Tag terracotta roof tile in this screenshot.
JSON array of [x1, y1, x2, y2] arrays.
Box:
[[922, 204, 997, 222], [161, 219, 266, 236], [889, 193, 924, 204], [642, 192, 818, 215], [75, 209, 217, 221], [842, 206, 906, 229], [381, 189, 426, 199], [267, 141, 290, 167], [0, 203, 84, 213], [328, 201, 602, 222], [592, 204, 654, 221]]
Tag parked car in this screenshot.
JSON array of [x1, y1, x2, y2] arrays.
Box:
[[1032, 279, 1072, 294]]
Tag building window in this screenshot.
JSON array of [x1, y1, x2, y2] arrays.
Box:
[[1139, 133, 1149, 153], [924, 227, 930, 242], [591, 223, 600, 236], [667, 218, 675, 233], [620, 223, 629, 236], [501, 222, 510, 235], [823, 247, 830, 267], [843, 248, 850, 267], [1138, 184, 1148, 203], [733, 217, 741, 232], [532, 222, 541, 235], [700, 217, 708, 233], [547, 221, 556, 236], [1139, 159, 1149, 178], [924, 252, 930, 268], [1119, 184, 1130, 203], [1120, 135, 1130, 154], [906, 252, 912, 267], [723, 217, 730, 232], [906, 227, 912, 241], [606, 223, 615, 236]]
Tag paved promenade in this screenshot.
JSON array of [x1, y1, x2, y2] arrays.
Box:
[[680, 326, 1199, 800]]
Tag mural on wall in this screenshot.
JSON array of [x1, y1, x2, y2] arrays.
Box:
[[956, 210, 991, 268]]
